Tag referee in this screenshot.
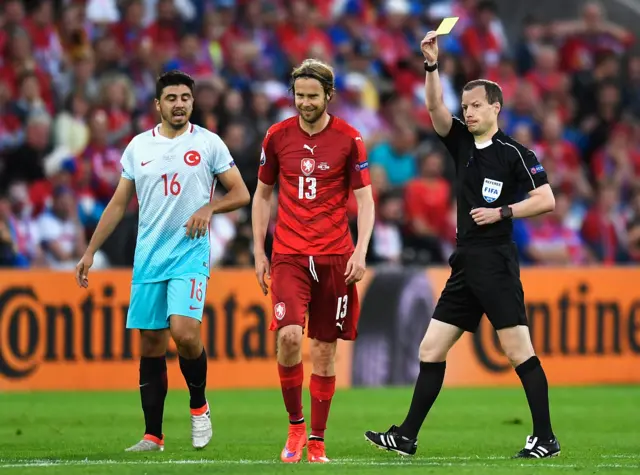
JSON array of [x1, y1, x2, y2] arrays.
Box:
[[364, 31, 560, 459]]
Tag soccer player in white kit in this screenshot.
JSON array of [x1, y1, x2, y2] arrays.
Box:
[[75, 71, 250, 452]]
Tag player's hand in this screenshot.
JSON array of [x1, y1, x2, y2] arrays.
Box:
[[185, 205, 212, 239], [420, 31, 439, 64], [470, 207, 502, 226], [345, 250, 366, 285], [75, 252, 93, 288], [254, 251, 271, 295]]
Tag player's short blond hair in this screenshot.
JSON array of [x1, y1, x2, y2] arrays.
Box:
[[290, 59, 336, 98]]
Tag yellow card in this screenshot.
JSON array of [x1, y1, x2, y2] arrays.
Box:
[[435, 16, 459, 35]]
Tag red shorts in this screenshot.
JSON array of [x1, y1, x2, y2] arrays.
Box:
[[269, 253, 360, 342]]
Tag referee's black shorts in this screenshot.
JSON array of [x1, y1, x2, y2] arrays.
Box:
[[432, 242, 527, 333]]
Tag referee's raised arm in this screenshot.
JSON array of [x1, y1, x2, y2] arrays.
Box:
[[420, 31, 452, 137]]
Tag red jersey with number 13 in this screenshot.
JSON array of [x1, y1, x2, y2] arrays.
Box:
[[258, 115, 371, 255]]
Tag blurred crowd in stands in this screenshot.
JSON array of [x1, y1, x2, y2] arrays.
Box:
[[1, 0, 640, 269]]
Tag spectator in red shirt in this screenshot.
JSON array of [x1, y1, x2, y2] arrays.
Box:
[[522, 189, 591, 265], [553, 1, 634, 73], [526, 45, 567, 98], [0, 28, 53, 109], [96, 74, 135, 148], [403, 148, 452, 264], [276, 0, 333, 66], [22, 0, 63, 79], [163, 32, 214, 80], [2, 0, 25, 29], [110, 0, 146, 53], [372, 0, 413, 77], [487, 57, 520, 107], [581, 181, 629, 264], [460, 0, 504, 76], [591, 124, 640, 191], [0, 0, 25, 59], [143, 0, 182, 64], [404, 148, 452, 238], [536, 112, 592, 200], [80, 109, 123, 204]]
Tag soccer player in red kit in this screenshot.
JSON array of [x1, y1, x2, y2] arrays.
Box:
[[251, 59, 375, 463]]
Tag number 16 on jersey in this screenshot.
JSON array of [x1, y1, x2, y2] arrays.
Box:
[[298, 176, 316, 200]]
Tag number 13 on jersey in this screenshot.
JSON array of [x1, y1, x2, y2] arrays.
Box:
[[298, 176, 316, 200]]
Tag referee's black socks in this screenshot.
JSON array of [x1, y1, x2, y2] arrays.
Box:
[[397, 361, 446, 439], [515, 356, 554, 440]]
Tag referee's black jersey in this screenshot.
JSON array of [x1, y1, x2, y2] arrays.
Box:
[[438, 116, 549, 246]]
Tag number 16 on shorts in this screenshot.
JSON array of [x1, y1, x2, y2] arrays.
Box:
[[167, 273, 208, 321]]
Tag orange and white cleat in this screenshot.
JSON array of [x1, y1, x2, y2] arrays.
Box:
[[307, 439, 330, 463], [280, 422, 307, 463], [125, 433, 164, 452], [190, 401, 212, 449]]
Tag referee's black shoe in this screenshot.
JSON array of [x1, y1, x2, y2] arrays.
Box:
[[513, 435, 561, 458], [364, 425, 418, 456]]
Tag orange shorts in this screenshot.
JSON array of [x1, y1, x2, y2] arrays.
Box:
[[269, 253, 360, 342]]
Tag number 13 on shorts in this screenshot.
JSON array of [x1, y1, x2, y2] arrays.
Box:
[[336, 294, 348, 329]]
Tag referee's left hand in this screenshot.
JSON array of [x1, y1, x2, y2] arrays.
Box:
[[470, 207, 502, 226], [185, 205, 212, 239]]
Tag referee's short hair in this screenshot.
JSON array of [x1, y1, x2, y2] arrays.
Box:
[[463, 79, 503, 109]]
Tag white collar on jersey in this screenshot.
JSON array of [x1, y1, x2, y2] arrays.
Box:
[[152, 122, 195, 138], [474, 138, 492, 149]]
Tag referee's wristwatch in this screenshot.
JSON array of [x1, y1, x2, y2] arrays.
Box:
[[499, 205, 513, 220], [424, 61, 438, 72]]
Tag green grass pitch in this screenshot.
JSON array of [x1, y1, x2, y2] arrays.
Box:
[[1, 386, 638, 474]]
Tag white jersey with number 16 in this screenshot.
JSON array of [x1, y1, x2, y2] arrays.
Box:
[[120, 123, 234, 284]]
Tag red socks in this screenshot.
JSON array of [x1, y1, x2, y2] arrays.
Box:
[[310, 374, 336, 439], [278, 362, 336, 438], [278, 362, 304, 421]]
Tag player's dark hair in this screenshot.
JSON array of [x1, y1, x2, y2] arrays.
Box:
[[289, 59, 336, 99], [155, 70, 195, 100], [463, 79, 503, 109]]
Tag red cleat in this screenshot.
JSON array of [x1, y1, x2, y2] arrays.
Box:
[[280, 422, 307, 463], [307, 439, 330, 463]]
